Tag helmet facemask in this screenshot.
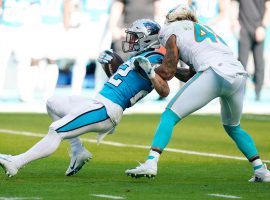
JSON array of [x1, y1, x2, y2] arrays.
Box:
[[122, 31, 144, 53]]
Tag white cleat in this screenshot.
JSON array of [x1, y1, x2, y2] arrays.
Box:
[[65, 148, 92, 176], [0, 154, 18, 177], [249, 164, 270, 182], [125, 160, 157, 178]]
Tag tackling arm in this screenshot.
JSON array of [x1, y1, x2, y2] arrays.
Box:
[[174, 66, 196, 82], [150, 71, 170, 97], [132, 56, 170, 97], [155, 35, 179, 80]]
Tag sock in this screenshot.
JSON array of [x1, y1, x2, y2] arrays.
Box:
[[151, 108, 181, 150], [252, 159, 263, 171], [223, 124, 258, 159], [69, 137, 84, 155], [147, 150, 160, 163], [12, 130, 62, 169]]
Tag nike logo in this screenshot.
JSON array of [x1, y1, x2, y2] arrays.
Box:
[[70, 159, 77, 170]]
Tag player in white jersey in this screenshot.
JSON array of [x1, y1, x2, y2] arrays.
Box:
[[125, 4, 270, 182], [0, 19, 169, 177]]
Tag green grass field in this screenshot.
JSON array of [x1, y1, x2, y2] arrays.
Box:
[[0, 113, 270, 199]]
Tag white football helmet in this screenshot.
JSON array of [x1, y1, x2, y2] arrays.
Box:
[[165, 4, 197, 25], [122, 19, 161, 53]]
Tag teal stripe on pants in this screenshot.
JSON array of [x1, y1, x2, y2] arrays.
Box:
[[57, 107, 109, 133]]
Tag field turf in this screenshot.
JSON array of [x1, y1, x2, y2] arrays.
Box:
[[0, 113, 270, 199]]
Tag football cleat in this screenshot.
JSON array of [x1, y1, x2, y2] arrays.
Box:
[[249, 164, 270, 182], [0, 154, 19, 177], [65, 148, 92, 176], [125, 160, 157, 178]]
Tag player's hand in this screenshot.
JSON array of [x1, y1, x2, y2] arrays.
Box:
[[132, 56, 156, 79], [98, 49, 114, 64], [255, 26, 266, 42]]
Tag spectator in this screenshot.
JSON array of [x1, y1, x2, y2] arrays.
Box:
[[63, 0, 113, 95], [27, 0, 63, 102], [0, 0, 32, 101], [232, 0, 270, 101]]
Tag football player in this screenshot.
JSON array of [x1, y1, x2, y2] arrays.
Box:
[[0, 19, 169, 177], [125, 4, 270, 182]]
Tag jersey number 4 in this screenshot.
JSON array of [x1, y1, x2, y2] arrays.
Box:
[[194, 23, 227, 46]]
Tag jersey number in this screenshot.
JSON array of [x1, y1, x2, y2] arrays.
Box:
[[108, 65, 132, 86], [194, 23, 227, 45]]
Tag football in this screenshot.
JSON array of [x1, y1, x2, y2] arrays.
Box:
[[102, 51, 124, 77]]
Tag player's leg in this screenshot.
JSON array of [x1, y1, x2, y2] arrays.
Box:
[[46, 95, 93, 151], [238, 27, 251, 70], [220, 74, 270, 182], [46, 95, 105, 176], [47, 94, 98, 176], [126, 68, 221, 177], [0, 129, 62, 177], [51, 99, 114, 176], [252, 40, 265, 101], [46, 95, 87, 155], [0, 100, 114, 177]]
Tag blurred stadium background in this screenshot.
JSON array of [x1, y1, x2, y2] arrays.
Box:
[[1, 1, 270, 199], [0, 0, 270, 114]]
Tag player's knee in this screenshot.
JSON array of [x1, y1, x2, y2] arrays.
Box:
[[223, 124, 241, 137], [161, 108, 181, 125]]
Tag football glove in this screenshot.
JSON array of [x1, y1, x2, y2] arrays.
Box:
[[98, 49, 114, 64], [132, 56, 156, 79]]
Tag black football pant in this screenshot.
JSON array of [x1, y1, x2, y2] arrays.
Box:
[[238, 27, 265, 99]]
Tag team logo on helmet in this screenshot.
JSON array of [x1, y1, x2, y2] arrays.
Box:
[[122, 19, 161, 53]]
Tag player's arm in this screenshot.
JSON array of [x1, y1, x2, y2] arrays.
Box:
[[133, 57, 169, 97], [174, 66, 196, 82], [155, 35, 179, 81], [150, 71, 170, 97]]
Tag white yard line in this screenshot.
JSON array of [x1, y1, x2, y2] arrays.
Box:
[[208, 194, 241, 199], [0, 129, 270, 163], [90, 194, 125, 199]]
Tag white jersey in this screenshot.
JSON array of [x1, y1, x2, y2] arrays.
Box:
[[158, 20, 247, 83]]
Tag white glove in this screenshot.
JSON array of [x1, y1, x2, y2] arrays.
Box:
[[97, 49, 113, 64], [132, 56, 156, 79]]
